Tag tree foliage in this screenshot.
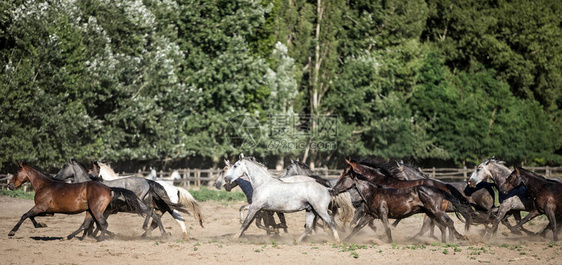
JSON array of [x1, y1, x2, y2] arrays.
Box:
[[0, 0, 560, 172]]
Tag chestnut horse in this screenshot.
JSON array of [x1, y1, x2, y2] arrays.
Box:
[[7, 162, 143, 241]]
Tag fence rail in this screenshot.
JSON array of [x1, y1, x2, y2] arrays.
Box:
[[1, 166, 561, 191]]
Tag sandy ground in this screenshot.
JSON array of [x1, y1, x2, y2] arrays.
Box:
[[1, 194, 561, 265]]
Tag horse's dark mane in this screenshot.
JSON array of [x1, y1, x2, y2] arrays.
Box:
[[351, 158, 395, 178], [22, 162, 68, 183], [21, 162, 51, 178], [293, 160, 311, 169], [517, 167, 559, 183], [353, 171, 417, 194]]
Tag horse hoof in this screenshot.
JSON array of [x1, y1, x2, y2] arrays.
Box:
[[8, 231, 15, 237]]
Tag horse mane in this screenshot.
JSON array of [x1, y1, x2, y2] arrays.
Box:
[[241, 156, 268, 171], [396, 162, 429, 179], [20, 162, 56, 180], [351, 158, 395, 178], [353, 171, 415, 194], [517, 167, 559, 183], [483, 156, 506, 166]]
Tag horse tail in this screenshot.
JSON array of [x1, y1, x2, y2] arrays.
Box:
[[330, 192, 354, 226], [176, 187, 205, 228], [147, 180, 189, 214], [441, 189, 472, 232], [110, 187, 148, 217], [444, 184, 471, 206]]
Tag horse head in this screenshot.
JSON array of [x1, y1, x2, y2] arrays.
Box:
[[8, 162, 31, 190], [467, 157, 507, 188], [332, 161, 357, 195], [224, 160, 244, 184], [214, 160, 232, 190], [499, 168, 522, 194]]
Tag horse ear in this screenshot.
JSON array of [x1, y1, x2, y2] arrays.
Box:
[[344, 158, 352, 165], [18, 161, 23, 167], [239, 153, 244, 159], [224, 159, 230, 166], [296, 158, 299, 162], [290, 159, 294, 164]]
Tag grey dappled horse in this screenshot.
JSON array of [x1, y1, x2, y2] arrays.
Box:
[[467, 157, 538, 236], [224, 157, 340, 242]]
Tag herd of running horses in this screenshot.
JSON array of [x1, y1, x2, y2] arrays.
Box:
[[6, 156, 562, 242]]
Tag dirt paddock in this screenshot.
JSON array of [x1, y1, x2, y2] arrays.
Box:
[[1, 195, 560, 264]]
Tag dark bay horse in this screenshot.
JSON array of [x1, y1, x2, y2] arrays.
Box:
[[7, 162, 144, 241], [331, 169, 470, 243], [343, 159, 477, 232], [499, 167, 562, 241]]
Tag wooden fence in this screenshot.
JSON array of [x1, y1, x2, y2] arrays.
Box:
[[2, 166, 561, 190]]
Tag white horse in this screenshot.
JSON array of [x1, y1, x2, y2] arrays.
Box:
[[224, 156, 340, 242], [97, 162, 204, 240]]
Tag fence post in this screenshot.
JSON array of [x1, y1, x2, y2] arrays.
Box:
[[463, 166, 467, 180], [545, 166, 550, 178], [187, 169, 191, 189], [432, 167, 436, 178]]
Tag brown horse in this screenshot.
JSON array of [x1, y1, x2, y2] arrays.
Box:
[[7, 162, 142, 241], [342, 159, 475, 234], [331, 169, 470, 243], [499, 167, 562, 241]]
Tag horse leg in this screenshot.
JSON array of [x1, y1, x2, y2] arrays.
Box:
[[68, 214, 96, 240], [511, 209, 541, 235], [411, 216, 438, 240], [379, 211, 393, 243], [141, 210, 154, 238], [344, 215, 374, 241], [88, 203, 110, 242], [490, 203, 514, 237], [276, 212, 288, 233], [297, 210, 317, 243], [29, 217, 47, 228], [87, 211, 114, 239], [351, 203, 365, 226], [233, 207, 259, 240], [8, 206, 45, 236], [434, 211, 466, 242], [314, 207, 340, 242], [262, 211, 277, 234], [239, 204, 249, 224], [391, 218, 401, 228], [544, 207, 558, 241], [169, 210, 187, 240], [254, 210, 270, 232]]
